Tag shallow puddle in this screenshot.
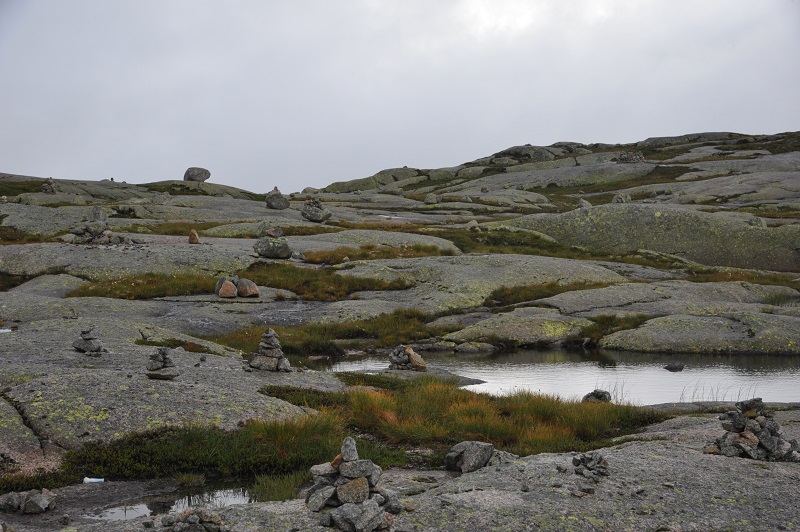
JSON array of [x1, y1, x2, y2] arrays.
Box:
[[328, 348, 800, 404]]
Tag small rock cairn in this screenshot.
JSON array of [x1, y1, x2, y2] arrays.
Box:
[[247, 329, 291, 372], [705, 398, 800, 462], [301, 197, 332, 223], [72, 326, 106, 356], [146, 347, 179, 380], [306, 437, 403, 532], [265, 186, 290, 210], [388, 345, 427, 372]]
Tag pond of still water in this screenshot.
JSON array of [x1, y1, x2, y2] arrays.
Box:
[[328, 349, 800, 404]]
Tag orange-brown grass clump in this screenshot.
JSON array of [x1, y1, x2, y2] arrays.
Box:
[[66, 272, 216, 300], [304, 243, 453, 265], [242, 262, 414, 301], [331, 377, 663, 457]]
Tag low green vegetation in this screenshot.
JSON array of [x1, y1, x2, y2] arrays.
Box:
[[242, 262, 414, 302], [64, 262, 414, 302], [578, 314, 653, 344], [250, 471, 311, 502], [0, 179, 43, 196], [484, 281, 614, 308], [686, 269, 800, 291], [206, 309, 458, 356], [65, 272, 217, 300], [304, 243, 453, 265]]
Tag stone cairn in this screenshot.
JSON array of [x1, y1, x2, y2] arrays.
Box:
[[253, 227, 292, 259], [41, 177, 55, 194], [72, 326, 106, 356], [69, 208, 131, 245], [301, 197, 332, 223], [705, 398, 800, 462], [265, 186, 290, 210], [388, 345, 427, 372], [0, 488, 56, 515], [306, 437, 403, 532], [247, 329, 291, 372], [146, 347, 179, 380], [215, 275, 260, 298]]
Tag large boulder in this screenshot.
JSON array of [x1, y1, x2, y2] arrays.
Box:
[[253, 236, 292, 259], [183, 167, 211, 182], [445, 441, 496, 473]]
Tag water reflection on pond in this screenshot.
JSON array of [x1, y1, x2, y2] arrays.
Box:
[[86, 486, 252, 521], [328, 349, 800, 404]]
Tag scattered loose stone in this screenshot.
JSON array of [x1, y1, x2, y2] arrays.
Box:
[[388, 345, 427, 372], [445, 441, 495, 473], [247, 329, 291, 372], [572, 451, 609, 483], [188, 229, 201, 244], [582, 389, 612, 403], [158, 507, 227, 531], [664, 363, 685, 372], [183, 167, 211, 182], [146, 347, 179, 380], [308, 438, 401, 531], [706, 397, 800, 462], [612, 193, 631, 203], [612, 151, 645, 163], [0, 489, 56, 514], [217, 280, 238, 298], [301, 197, 332, 223], [72, 326, 106, 355], [235, 278, 260, 297], [577, 198, 592, 209], [41, 177, 55, 194], [265, 186, 290, 210], [69, 219, 130, 245]]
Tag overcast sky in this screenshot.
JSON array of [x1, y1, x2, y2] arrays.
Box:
[[1, 1, 798, 193]]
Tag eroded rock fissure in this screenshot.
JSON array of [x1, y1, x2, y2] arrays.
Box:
[[0, 391, 57, 454]]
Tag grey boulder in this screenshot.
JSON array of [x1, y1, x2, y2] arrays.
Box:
[[183, 167, 211, 182]]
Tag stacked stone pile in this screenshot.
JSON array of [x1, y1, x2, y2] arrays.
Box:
[[214, 276, 260, 298], [0, 489, 56, 514], [68, 220, 131, 245], [253, 227, 292, 259], [72, 326, 106, 355], [153, 507, 229, 531], [306, 437, 403, 532], [247, 329, 291, 372], [387, 345, 427, 372], [705, 398, 800, 461], [146, 347, 179, 380], [265, 186, 290, 210], [301, 197, 332, 223]]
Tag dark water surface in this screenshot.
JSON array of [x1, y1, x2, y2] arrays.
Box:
[[328, 349, 800, 404]]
